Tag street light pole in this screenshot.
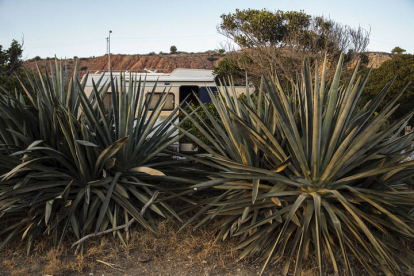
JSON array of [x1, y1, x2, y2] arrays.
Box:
[[108, 30, 112, 71]]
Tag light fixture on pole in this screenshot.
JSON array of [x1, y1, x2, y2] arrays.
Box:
[[108, 30, 112, 71]]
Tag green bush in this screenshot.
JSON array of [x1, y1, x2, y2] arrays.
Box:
[[361, 53, 414, 125], [0, 39, 27, 96], [213, 56, 247, 85], [391, 46, 406, 55], [360, 53, 369, 65]]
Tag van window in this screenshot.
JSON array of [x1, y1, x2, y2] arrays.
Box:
[[179, 86, 200, 106], [145, 93, 175, 111]]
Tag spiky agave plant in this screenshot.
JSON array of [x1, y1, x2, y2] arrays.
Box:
[[0, 60, 182, 252], [75, 70, 185, 222], [179, 54, 414, 275]]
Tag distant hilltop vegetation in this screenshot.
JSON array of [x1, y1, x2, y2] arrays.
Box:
[[23, 51, 391, 76]]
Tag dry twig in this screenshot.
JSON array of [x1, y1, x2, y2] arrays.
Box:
[[72, 191, 159, 251], [96, 259, 124, 272]]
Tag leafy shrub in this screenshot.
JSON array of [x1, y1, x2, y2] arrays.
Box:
[[360, 52, 369, 65], [361, 53, 414, 125], [213, 56, 247, 85], [344, 49, 354, 63], [391, 46, 406, 55], [0, 39, 28, 96]]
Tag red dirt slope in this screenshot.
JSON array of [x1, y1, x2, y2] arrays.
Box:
[[23, 53, 224, 77]]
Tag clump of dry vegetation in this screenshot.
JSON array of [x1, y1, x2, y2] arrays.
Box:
[[0, 220, 274, 276]]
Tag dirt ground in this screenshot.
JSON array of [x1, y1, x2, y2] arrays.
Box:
[[0, 219, 321, 276], [1, 219, 413, 276]]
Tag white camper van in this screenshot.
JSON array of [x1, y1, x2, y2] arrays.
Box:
[[82, 68, 253, 120], [82, 68, 253, 153]]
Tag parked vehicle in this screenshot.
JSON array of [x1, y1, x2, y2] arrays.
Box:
[[82, 68, 254, 152], [82, 68, 253, 120]]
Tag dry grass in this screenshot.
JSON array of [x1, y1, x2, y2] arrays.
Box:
[[10, 268, 29, 276], [42, 249, 65, 275], [0, 219, 269, 276], [0, 259, 16, 269], [1, 218, 413, 275]]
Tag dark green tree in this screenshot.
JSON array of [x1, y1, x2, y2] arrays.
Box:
[[391, 46, 406, 55], [218, 9, 370, 80], [0, 39, 25, 94], [361, 53, 414, 125], [219, 9, 315, 48], [0, 40, 23, 69], [170, 45, 177, 54]]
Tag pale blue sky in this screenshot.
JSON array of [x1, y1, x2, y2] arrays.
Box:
[[1, 0, 413, 59]]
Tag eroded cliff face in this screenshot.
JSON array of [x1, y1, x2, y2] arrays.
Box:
[[345, 52, 393, 70], [366, 52, 392, 68], [23, 53, 224, 76]]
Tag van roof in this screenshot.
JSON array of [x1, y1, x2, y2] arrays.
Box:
[[84, 68, 216, 84]]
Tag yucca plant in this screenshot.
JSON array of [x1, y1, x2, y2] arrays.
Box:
[[0, 60, 182, 253], [179, 54, 414, 275]]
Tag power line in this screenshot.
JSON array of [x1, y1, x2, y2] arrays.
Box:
[[113, 35, 220, 40], [25, 38, 106, 49], [370, 39, 413, 50], [23, 35, 222, 50]]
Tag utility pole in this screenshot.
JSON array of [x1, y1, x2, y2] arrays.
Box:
[[106, 37, 109, 59], [108, 30, 112, 71]]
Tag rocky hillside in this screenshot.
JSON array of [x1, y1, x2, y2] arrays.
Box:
[[23, 51, 392, 77], [23, 53, 224, 77]]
